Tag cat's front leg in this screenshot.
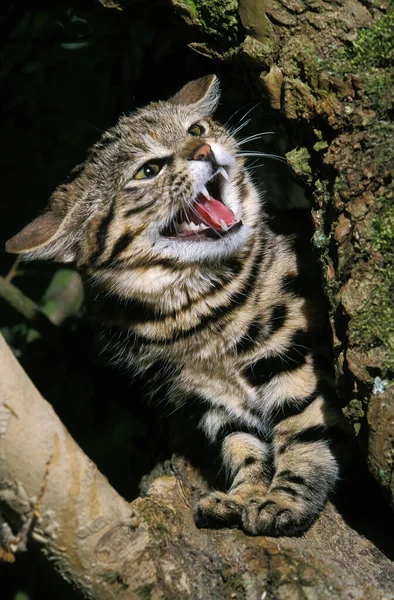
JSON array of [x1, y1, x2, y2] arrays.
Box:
[[194, 431, 272, 529], [242, 397, 348, 537]]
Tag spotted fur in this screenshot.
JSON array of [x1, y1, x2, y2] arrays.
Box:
[[6, 75, 350, 537]]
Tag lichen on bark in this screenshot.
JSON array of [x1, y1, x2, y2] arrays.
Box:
[[174, 0, 241, 45]]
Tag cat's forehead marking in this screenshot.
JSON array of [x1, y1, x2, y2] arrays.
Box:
[[117, 116, 190, 158], [111, 100, 226, 165], [129, 102, 201, 135]]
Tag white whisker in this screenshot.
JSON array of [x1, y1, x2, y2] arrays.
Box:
[[237, 132, 277, 146], [223, 101, 262, 128], [236, 151, 290, 167], [229, 118, 252, 138]]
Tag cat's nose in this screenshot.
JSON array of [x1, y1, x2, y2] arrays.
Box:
[[192, 143, 212, 161]]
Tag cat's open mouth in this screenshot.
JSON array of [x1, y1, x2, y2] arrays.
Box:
[[162, 172, 242, 241]]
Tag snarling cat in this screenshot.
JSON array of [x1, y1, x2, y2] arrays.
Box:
[[6, 75, 349, 537]]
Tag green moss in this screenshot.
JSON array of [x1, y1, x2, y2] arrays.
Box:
[[367, 71, 393, 117], [270, 569, 282, 585], [279, 35, 320, 87], [101, 570, 129, 592], [193, 0, 240, 45], [325, 40, 394, 373], [135, 584, 154, 599], [343, 6, 394, 116], [347, 10, 394, 69], [222, 569, 247, 597], [285, 147, 313, 183], [370, 201, 394, 255], [243, 35, 277, 69], [313, 140, 328, 153], [178, 0, 198, 17], [316, 6, 394, 118], [350, 196, 394, 375], [343, 399, 365, 434]]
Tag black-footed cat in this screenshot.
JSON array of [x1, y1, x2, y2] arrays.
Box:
[[7, 75, 349, 536]]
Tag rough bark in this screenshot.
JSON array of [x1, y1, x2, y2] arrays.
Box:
[[1, 333, 394, 599]]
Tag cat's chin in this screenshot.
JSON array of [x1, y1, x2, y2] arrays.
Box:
[[153, 222, 251, 263]]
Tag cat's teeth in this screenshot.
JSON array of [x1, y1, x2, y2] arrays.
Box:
[[178, 221, 188, 232], [220, 220, 228, 231], [177, 221, 209, 234], [201, 185, 210, 200], [218, 167, 229, 181]]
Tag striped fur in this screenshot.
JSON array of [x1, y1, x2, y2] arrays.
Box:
[[6, 75, 350, 537]]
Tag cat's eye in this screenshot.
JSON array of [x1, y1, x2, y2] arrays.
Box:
[[188, 123, 205, 137], [134, 161, 163, 180]]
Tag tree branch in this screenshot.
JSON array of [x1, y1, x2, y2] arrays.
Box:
[[0, 333, 136, 599], [1, 333, 394, 599]]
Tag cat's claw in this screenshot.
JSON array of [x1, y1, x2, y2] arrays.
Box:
[[194, 492, 242, 529], [242, 496, 314, 537]]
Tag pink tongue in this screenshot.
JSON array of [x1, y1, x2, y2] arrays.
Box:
[[193, 196, 237, 229]]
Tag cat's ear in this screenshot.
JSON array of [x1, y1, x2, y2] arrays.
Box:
[[171, 74, 220, 115], [6, 196, 77, 263]]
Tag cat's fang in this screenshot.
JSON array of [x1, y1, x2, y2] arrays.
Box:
[[201, 185, 210, 200], [218, 167, 229, 181]]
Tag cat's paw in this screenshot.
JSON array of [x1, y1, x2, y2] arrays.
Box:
[[242, 494, 314, 537], [194, 491, 243, 529]]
